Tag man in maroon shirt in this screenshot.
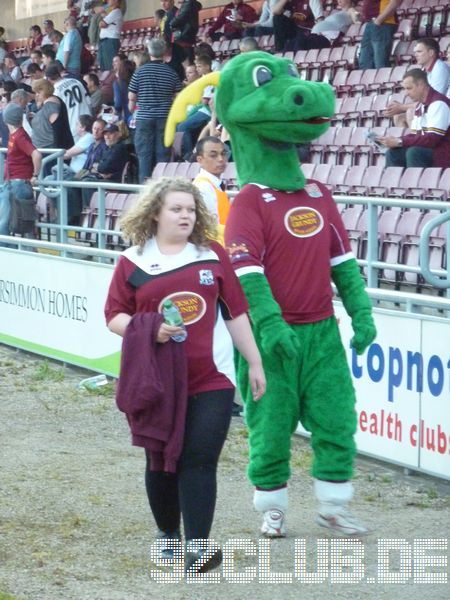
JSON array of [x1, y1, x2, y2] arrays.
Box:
[[0, 103, 42, 241], [377, 69, 450, 168], [206, 0, 258, 41], [271, 0, 325, 52]]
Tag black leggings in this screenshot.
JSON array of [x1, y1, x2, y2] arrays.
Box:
[[145, 389, 234, 542]]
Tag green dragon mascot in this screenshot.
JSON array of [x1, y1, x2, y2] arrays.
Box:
[[165, 52, 377, 537]]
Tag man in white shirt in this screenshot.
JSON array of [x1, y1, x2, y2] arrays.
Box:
[[386, 37, 450, 126], [45, 62, 92, 140], [98, 0, 123, 71], [193, 136, 231, 244]]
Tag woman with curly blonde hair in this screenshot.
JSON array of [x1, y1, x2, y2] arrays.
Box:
[[105, 176, 265, 574]]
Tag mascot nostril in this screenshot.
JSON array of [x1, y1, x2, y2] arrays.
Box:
[[293, 94, 304, 106]]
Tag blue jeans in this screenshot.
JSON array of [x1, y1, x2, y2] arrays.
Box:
[[134, 118, 170, 183], [98, 37, 120, 71], [176, 111, 211, 158], [0, 179, 34, 245], [385, 146, 434, 168], [359, 22, 397, 69]]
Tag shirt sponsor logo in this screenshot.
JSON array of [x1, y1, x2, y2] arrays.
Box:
[[284, 206, 324, 238], [159, 292, 206, 325], [199, 269, 214, 285]]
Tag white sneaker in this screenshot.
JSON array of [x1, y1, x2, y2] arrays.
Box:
[[261, 509, 286, 538], [316, 509, 370, 536]]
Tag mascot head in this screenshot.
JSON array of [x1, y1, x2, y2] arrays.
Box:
[[165, 51, 335, 191]]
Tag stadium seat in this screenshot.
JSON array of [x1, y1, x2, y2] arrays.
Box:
[[313, 163, 333, 184], [380, 209, 424, 283], [301, 163, 316, 179], [428, 168, 450, 200], [390, 167, 424, 198], [324, 164, 348, 192], [334, 165, 367, 195], [368, 166, 404, 195], [152, 162, 168, 178], [406, 168, 443, 199]]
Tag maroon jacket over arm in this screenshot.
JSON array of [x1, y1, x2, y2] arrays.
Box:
[[116, 312, 188, 473]]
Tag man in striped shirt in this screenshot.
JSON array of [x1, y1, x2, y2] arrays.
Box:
[[128, 38, 182, 183], [377, 69, 450, 169]]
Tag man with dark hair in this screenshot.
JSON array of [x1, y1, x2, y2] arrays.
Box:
[[41, 45, 56, 66], [271, 0, 325, 52], [128, 37, 182, 182], [83, 72, 102, 115], [45, 62, 92, 139], [207, 0, 258, 41], [377, 68, 450, 168]]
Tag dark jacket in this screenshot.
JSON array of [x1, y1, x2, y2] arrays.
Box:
[[97, 140, 128, 182], [170, 0, 202, 46], [115, 312, 188, 473], [52, 98, 74, 150]]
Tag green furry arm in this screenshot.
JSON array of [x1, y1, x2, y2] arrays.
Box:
[[331, 259, 376, 355], [240, 272, 300, 360]]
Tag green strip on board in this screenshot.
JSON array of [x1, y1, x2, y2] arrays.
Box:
[[0, 333, 120, 377]]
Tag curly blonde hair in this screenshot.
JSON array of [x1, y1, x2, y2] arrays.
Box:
[[120, 177, 217, 251]]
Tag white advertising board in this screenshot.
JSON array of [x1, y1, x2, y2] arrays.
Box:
[[0, 250, 121, 375]]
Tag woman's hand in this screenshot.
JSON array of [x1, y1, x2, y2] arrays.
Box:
[[157, 322, 186, 343], [248, 361, 266, 401]]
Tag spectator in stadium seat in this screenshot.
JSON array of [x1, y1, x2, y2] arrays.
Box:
[[311, 0, 360, 39], [0, 102, 42, 242], [358, 0, 400, 69], [112, 55, 134, 124], [244, 0, 277, 37], [56, 16, 83, 80], [41, 45, 56, 67], [239, 36, 260, 52], [83, 72, 103, 116], [271, 0, 328, 52], [2, 54, 23, 84], [194, 43, 221, 71], [98, 0, 124, 71], [27, 25, 43, 53], [206, 0, 258, 42], [377, 69, 450, 169], [128, 38, 182, 183], [80, 121, 128, 207], [41, 20, 62, 47], [176, 55, 215, 158], [386, 38, 450, 127], [184, 64, 199, 85]]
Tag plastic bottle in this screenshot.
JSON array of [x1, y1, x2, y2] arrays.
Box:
[[162, 300, 187, 342], [77, 373, 109, 390]]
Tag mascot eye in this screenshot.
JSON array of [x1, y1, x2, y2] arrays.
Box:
[[288, 63, 299, 78], [252, 65, 273, 87]]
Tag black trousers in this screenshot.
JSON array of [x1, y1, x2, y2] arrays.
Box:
[[145, 388, 234, 542]]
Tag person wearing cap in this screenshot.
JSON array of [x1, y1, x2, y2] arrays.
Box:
[[42, 20, 62, 46], [80, 121, 128, 207], [0, 102, 42, 242]]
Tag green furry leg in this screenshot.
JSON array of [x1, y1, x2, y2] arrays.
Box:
[[236, 317, 357, 488], [297, 317, 357, 481], [237, 349, 299, 489]]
